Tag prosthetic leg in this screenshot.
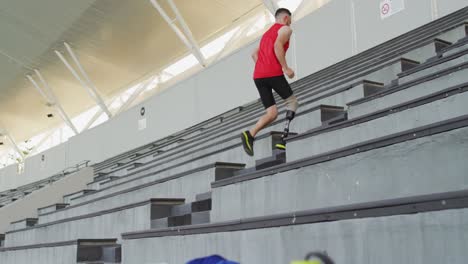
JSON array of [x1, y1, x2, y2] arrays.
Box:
[[275, 110, 295, 150], [275, 95, 298, 150]]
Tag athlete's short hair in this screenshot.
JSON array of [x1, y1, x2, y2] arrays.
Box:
[[275, 8, 292, 18]]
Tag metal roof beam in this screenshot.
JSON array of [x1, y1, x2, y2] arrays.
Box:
[[0, 130, 25, 160], [263, 0, 279, 16], [64, 42, 112, 119], [149, 0, 206, 67], [27, 71, 79, 135], [116, 77, 156, 115], [212, 15, 260, 64], [293, 0, 307, 19], [83, 109, 104, 131], [55, 44, 112, 119]]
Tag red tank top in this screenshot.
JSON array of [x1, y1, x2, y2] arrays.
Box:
[[253, 23, 290, 79]]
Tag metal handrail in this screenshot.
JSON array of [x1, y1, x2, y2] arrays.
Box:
[[61, 160, 91, 175]]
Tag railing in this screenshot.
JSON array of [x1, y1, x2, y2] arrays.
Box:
[[61, 160, 91, 175]]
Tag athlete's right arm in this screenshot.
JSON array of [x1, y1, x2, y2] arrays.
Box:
[[275, 26, 295, 79], [252, 46, 259, 63]]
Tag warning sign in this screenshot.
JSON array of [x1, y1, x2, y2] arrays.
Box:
[[380, 0, 405, 19]]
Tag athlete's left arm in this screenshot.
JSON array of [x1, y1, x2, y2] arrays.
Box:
[[275, 26, 294, 78], [252, 46, 259, 63]]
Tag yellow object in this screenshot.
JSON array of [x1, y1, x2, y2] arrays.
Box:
[[275, 143, 286, 150], [243, 132, 252, 151], [290, 261, 321, 264]]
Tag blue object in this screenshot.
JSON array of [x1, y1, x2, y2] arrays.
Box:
[[186, 255, 239, 264]]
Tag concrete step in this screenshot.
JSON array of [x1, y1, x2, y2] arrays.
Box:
[[214, 163, 246, 182], [77, 239, 121, 263], [150, 198, 186, 220], [96, 123, 294, 188], [398, 48, 468, 84], [195, 191, 212, 202], [126, 81, 340, 172], [7, 199, 184, 247], [350, 58, 418, 88], [35, 163, 222, 224], [167, 211, 211, 227], [170, 203, 192, 217], [151, 150, 165, 157], [400, 58, 421, 72], [111, 162, 126, 170], [403, 39, 447, 63], [255, 149, 286, 171], [191, 211, 211, 225], [127, 162, 144, 170], [211, 116, 468, 222], [94, 74, 386, 189], [191, 199, 212, 213], [167, 214, 191, 227], [130, 150, 154, 160], [64, 189, 97, 204], [94, 172, 108, 179], [150, 218, 169, 229], [0, 234, 4, 247], [87, 176, 120, 190], [348, 60, 468, 119], [433, 21, 468, 44], [72, 162, 244, 208], [434, 38, 452, 53], [150, 199, 212, 229], [288, 83, 468, 162], [122, 190, 468, 264], [9, 218, 38, 231], [165, 199, 212, 218], [88, 19, 468, 177], [93, 173, 118, 183], [254, 131, 298, 162], [37, 203, 69, 215], [440, 36, 468, 57], [101, 78, 375, 183], [99, 78, 383, 184], [319, 105, 347, 126]]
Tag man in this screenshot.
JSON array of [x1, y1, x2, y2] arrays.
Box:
[[241, 8, 299, 156]]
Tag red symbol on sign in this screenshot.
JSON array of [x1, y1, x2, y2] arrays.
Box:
[[381, 3, 390, 15]]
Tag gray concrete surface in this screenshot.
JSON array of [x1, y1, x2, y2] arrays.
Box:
[[436, 23, 467, 43], [399, 51, 468, 84], [0, 244, 77, 264], [94, 60, 406, 189], [6, 204, 149, 247], [75, 110, 338, 206], [288, 91, 468, 161], [38, 167, 217, 225], [80, 77, 379, 203], [348, 66, 468, 118], [122, 207, 468, 264], [444, 39, 468, 57], [403, 41, 439, 63], [212, 126, 468, 221], [0, 167, 93, 234]]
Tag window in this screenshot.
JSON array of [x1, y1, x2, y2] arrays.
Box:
[[163, 55, 199, 77], [247, 14, 268, 37], [201, 27, 240, 58]]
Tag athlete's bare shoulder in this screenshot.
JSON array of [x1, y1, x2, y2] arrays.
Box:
[[277, 25, 292, 40]]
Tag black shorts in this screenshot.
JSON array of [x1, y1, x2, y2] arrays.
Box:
[[254, 75, 293, 109]]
